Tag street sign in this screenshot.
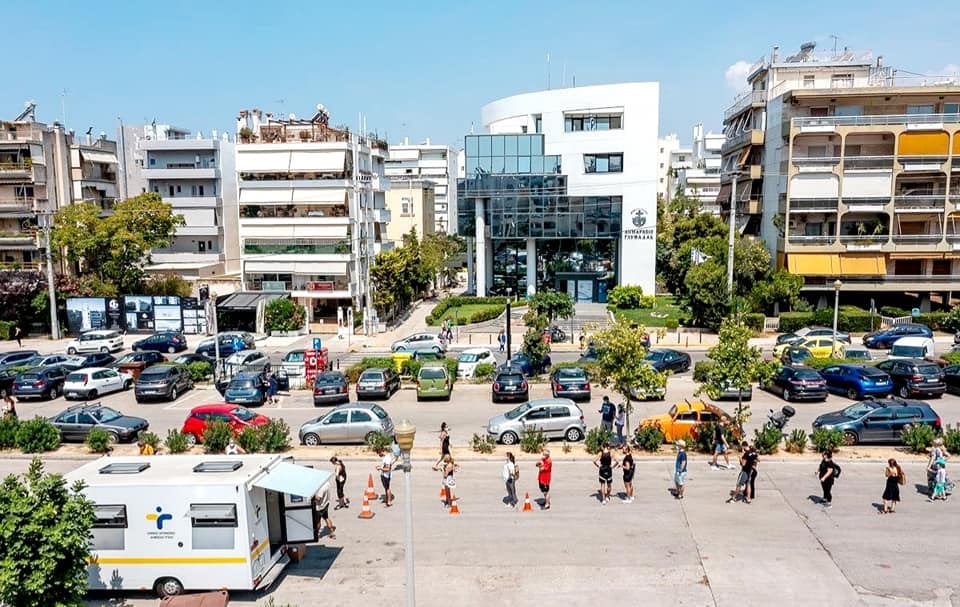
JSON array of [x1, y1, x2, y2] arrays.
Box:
[[313, 337, 322, 351], [911, 308, 920, 317]]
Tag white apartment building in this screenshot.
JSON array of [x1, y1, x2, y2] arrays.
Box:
[[459, 82, 660, 299], [384, 139, 456, 233], [676, 123, 724, 212], [235, 106, 390, 330], [119, 123, 238, 279], [656, 133, 680, 201]]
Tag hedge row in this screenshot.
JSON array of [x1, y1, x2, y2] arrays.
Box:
[[0, 321, 14, 340], [344, 356, 460, 383], [426, 296, 510, 325], [779, 309, 949, 334]]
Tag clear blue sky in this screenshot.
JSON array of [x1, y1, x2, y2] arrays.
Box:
[[3, 0, 957, 148]]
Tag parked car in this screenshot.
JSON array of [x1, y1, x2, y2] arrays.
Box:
[[49, 403, 148, 443], [20, 353, 71, 369], [509, 351, 550, 376], [774, 337, 843, 359], [61, 352, 117, 372], [812, 397, 941, 446], [486, 398, 586, 445], [63, 367, 134, 400], [713, 382, 753, 401], [863, 323, 933, 349], [110, 351, 166, 369], [839, 345, 872, 361], [391, 332, 446, 354], [888, 336, 936, 360], [171, 353, 209, 366], [356, 367, 401, 400], [644, 348, 691, 373], [298, 402, 395, 446], [875, 359, 945, 398], [549, 366, 591, 401], [629, 375, 668, 401], [776, 326, 851, 346], [0, 350, 39, 370], [416, 365, 452, 401], [639, 400, 737, 443], [312, 371, 351, 406], [944, 365, 960, 395], [762, 367, 828, 402], [492, 366, 529, 403], [180, 403, 270, 446], [780, 346, 814, 367], [13, 365, 68, 400], [134, 364, 193, 402], [65, 330, 124, 355], [818, 364, 893, 400], [132, 331, 188, 354], [195, 334, 251, 358], [224, 350, 271, 374], [0, 369, 17, 396], [223, 372, 268, 407], [280, 350, 305, 377], [457, 347, 496, 379]]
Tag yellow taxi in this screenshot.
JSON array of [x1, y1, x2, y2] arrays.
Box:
[[773, 337, 843, 359], [638, 400, 737, 443]]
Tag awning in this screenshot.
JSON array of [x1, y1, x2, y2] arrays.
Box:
[[252, 462, 332, 499], [80, 150, 119, 165], [289, 150, 346, 172], [291, 188, 347, 203], [738, 147, 751, 165], [716, 183, 732, 205], [239, 188, 293, 204], [217, 291, 289, 311], [787, 254, 841, 276], [839, 255, 886, 275], [236, 151, 291, 172]]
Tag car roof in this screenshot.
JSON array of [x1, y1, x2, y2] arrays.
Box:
[[462, 347, 492, 354], [190, 403, 236, 413], [891, 336, 933, 344], [331, 402, 382, 411], [79, 330, 116, 336], [527, 397, 580, 408], [235, 371, 263, 379], [360, 367, 388, 373], [67, 367, 112, 374]]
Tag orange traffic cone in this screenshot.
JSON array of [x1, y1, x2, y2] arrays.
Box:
[[522, 492, 533, 512], [449, 497, 460, 515], [358, 494, 375, 519], [440, 483, 446, 499], [365, 473, 378, 500]]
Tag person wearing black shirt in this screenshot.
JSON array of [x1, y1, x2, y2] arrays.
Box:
[[710, 420, 731, 469], [818, 451, 838, 507], [743, 444, 759, 502]]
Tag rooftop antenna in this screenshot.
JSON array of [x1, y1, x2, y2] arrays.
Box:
[[828, 34, 840, 55], [14, 100, 36, 122], [546, 52, 551, 90], [60, 89, 70, 127], [274, 99, 286, 121]]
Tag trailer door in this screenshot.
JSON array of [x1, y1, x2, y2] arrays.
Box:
[[281, 492, 318, 543], [252, 462, 332, 543]]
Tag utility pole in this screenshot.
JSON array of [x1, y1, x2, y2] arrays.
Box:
[[726, 169, 741, 304], [39, 212, 59, 339]]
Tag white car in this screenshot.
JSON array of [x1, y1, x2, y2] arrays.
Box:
[[63, 367, 133, 400], [391, 332, 447, 353], [457, 347, 496, 379], [224, 350, 272, 373], [66, 330, 124, 355]]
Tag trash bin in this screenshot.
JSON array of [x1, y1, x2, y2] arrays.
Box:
[[119, 362, 146, 381], [391, 352, 413, 373]]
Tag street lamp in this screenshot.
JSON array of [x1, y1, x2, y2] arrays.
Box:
[[832, 279, 843, 343], [505, 287, 512, 364], [394, 419, 417, 607], [725, 168, 745, 304]]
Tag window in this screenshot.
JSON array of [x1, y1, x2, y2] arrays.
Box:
[[675, 411, 699, 422], [525, 408, 549, 420], [198, 185, 204, 196], [351, 410, 372, 423], [92, 505, 127, 550], [550, 406, 571, 418], [190, 503, 237, 550], [168, 186, 174, 197], [803, 75, 815, 88], [401, 197, 413, 216], [944, 103, 960, 114], [326, 411, 348, 424], [149, 157, 156, 166], [176, 185, 182, 193], [830, 73, 854, 88], [534, 115, 542, 133], [907, 104, 935, 115], [583, 153, 624, 174], [564, 113, 623, 132], [836, 105, 864, 117], [810, 107, 830, 117], [198, 241, 206, 252]]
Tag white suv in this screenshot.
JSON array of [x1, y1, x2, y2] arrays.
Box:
[[63, 367, 134, 400], [66, 330, 124, 355]]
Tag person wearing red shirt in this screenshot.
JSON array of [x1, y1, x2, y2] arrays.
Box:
[[536, 449, 553, 510]]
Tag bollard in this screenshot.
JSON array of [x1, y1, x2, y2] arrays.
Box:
[[685, 336, 689, 347], [489, 334, 492, 345], [469, 334, 472, 345], [336, 359, 340, 370]]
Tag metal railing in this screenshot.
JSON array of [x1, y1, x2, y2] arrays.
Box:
[[0, 162, 31, 172], [890, 234, 943, 244], [243, 239, 351, 255], [722, 129, 763, 151], [842, 155, 894, 170], [787, 235, 836, 245], [839, 234, 889, 243], [893, 195, 946, 210], [793, 113, 960, 129], [790, 199, 839, 211], [793, 156, 841, 167], [724, 91, 767, 121]]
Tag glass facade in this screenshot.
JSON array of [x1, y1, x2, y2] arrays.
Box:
[[464, 135, 560, 176], [490, 238, 618, 297]]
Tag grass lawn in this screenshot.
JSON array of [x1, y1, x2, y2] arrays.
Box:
[[427, 303, 503, 326], [611, 295, 684, 327]]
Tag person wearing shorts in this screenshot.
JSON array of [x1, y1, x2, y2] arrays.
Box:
[[711, 420, 731, 469], [313, 489, 335, 540], [593, 443, 619, 505], [331, 456, 349, 509], [536, 450, 553, 510], [674, 440, 688, 499], [622, 445, 635, 503], [376, 448, 394, 507]]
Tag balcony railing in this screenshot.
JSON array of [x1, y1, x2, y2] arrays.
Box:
[[240, 204, 348, 219], [246, 278, 351, 292], [891, 234, 943, 244], [722, 129, 764, 152], [794, 113, 960, 129], [724, 91, 767, 121], [839, 234, 889, 244], [790, 199, 840, 212], [893, 195, 947, 211], [0, 162, 31, 172], [843, 156, 895, 170], [898, 155, 948, 168], [787, 235, 836, 245], [243, 239, 351, 255], [793, 156, 841, 170], [806, 274, 960, 287]]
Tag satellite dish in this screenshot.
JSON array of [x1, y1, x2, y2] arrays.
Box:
[[289, 113, 297, 120]]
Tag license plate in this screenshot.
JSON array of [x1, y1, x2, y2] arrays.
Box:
[[505, 386, 516, 391], [66, 392, 80, 397], [926, 378, 937, 383], [324, 389, 337, 394]]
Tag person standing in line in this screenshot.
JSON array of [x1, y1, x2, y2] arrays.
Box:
[[13, 325, 22, 349], [439, 454, 457, 508], [503, 451, 519, 508], [536, 449, 553, 510], [745, 443, 759, 502], [376, 447, 394, 507], [881, 458, 904, 514], [3, 394, 16, 419], [599, 396, 615, 433], [267, 372, 279, 405], [710, 420, 731, 470], [931, 458, 948, 502], [728, 442, 752, 503], [621, 444, 635, 504], [674, 440, 688, 499], [928, 438, 950, 496], [593, 443, 620, 505], [818, 451, 839, 508], [331, 456, 350, 510], [498, 329, 506, 353], [313, 488, 335, 540], [614, 405, 626, 446]]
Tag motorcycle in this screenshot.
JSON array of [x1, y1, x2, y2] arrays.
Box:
[[764, 405, 796, 432], [545, 325, 567, 343]]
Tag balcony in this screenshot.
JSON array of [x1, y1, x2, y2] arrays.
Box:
[[724, 91, 767, 121], [804, 275, 960, 290], [793, 113, 960, 131], [843, 155, 895, 171], [0, 197, 34, 215], [787, 235, 836, 246], [793, 156, 841, 172], [140, 139, 218, 151], [176, 225, 222, 236], [0, 162, 32, 181], [243, 239, 351, 256], [142, 167, 220, 180], [789, 198, 840, 212], [891, 234, 943, 245], [164, 196, 219, 209], [898, 156, 948, 172], [365, 208, 391, 223], [893, 195, 946, 213], [0, 233, 37, 250], [840, 234, 889, 250], [240, 204, 348, 219], [150, 252, 223, 265], [722, 129, 764, 153]]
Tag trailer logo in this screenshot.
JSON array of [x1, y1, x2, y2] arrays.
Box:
[[147, 506, 173, 530]]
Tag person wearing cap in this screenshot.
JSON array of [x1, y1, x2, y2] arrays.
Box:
[[674, 440, 688, 499], [931, 457, 949, 501]]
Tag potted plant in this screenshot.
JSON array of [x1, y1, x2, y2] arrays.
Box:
[[239, 127, 254, 143]]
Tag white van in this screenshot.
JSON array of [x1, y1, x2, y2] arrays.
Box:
[[888, 336, 936, 360], [66, 330, 124, 355], [65, 454, 331, 598]]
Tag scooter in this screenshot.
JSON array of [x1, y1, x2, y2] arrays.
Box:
[[764, 405, 796, 432]]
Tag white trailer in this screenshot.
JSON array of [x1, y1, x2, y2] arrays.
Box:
[[64, 454, 331, 598]]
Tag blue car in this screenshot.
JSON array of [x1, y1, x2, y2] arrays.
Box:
[[132, 331, 188, 354], [224, 372, 267, 406], [862, 323, 932, 349], [196, 335, 247, 358], [818, 364, 893, 400]]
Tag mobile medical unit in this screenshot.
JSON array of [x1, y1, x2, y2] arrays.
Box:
[[65, 454, 331, 597]]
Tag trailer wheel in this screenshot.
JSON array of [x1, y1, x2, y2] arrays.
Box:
[[154, 577, 184, 598]]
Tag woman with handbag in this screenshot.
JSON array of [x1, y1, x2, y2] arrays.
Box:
[[881, 458, 904, 514], [441, 454, 457, 508]]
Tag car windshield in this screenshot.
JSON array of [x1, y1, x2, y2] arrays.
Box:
[[285, 352, 304, 362], [458, 353, 480, 363], [359, 372, 382, 381], [791, 349, 812, 360], [316, 374, 343, 385], [504, 402, 533, 420], [19, 373, 40, 381], [644, 351, 666, 362], [371, 405, 389, 419], [231, 407, 255, 422], [892, 345, 925, 358], [21, 357, 43, 367], [140, 368, 169, 379], [917, 365, 941, 376], [66, 373, 87, 383], [90, 407, 122, 423], [498, 373, 523, 383], [845, 350, 869, 360], [795, 369, 822, 380], [420, 368, 446, 380], [860, 366, 885, 377], [115, 354, 138, 364], [556, 368, 586, 379], [841, 402, 881, 418], [173, 356, 193, 364]]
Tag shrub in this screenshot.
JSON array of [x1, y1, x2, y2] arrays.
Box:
[[664, 319, 679, 330], [139, 431, 160, 451], [608, 285, 647, 309], [442, 357, 459, 382], [519, 427, 547, 454], [880, 305, 910, 317], [470, 432, 496, 454], [473, 363, 496, 381], [427, 296, 510, 325], [784, 429, 807, 454], [202, 420, 234, 453], [165, 428, 190, 453], [943, 424, 960, 455], [632, 425, 664, 452], [259, 419, 292, 452], [400, 358, 422, 378], [468, 308, 504, 324], [186, 361, 213, 382], [916, 312, 949, 331], [752, 425, 782, 455], [940, 351, 960, 365], [265, 297, 306, 332], [810, 428, 843, 453], [0, 320, 14, 340], [365, 430, 392, 453], [943, 306, 960, 333], [86, 428, 112, 453], [778, 312, 814, 334], [584, 426, 613, 454], [345, 357, 397, 383], [742, 313, 765, 332], [901, 423, 936, 454], [15, 417, 60, 453], [690, 422, 737, 454], [0, 415, 20, 449], [693, 361, 715, 382], [236, 426, 262, 453]]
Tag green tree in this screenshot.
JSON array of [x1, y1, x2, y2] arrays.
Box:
[[141, 272, 193, 298], [589, 319, 666, 432], [264, 298, 306, 332], [420, 233, 465, 290], [684, 260, 729, 329], [52, 193, 184, 294], [0, 458, 95, 607], [520, 327, 549, 368], [749, 268, 804, 315], [697, 318, 778, 432], [529, 291, 574, 322]]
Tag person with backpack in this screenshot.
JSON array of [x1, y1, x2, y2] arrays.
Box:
[[818, 451, 840, 508]]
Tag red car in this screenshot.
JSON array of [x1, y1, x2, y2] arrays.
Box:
[[180, 403, 270, 445]]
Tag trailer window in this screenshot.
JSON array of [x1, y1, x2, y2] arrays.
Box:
[[92, 505, 127, 550], [190, 504, 237, 550]]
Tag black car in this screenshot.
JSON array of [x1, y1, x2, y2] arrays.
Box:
[[110, 351, 166, 369], [863, 323, 933, 349], [763, 367, 827, 402], [644, 348, 691, 373], [492, 367, 529, 403], [313, 371, 350, 406], [0, 350, 39, 371], [874, 359, 945, 398], [49, 403, 148, 443], [780, 346, 814, 367], [134, 364, 194, 402], [812, 397, 941, 446], [132, 331, 188, 354], [13, 366, 68, 400], [172, 353, 210, 366], [356, 367, 401, 400], [61, 352, 117, 372], [944, 364, 960, 395], [549, 366, 591, 401]]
